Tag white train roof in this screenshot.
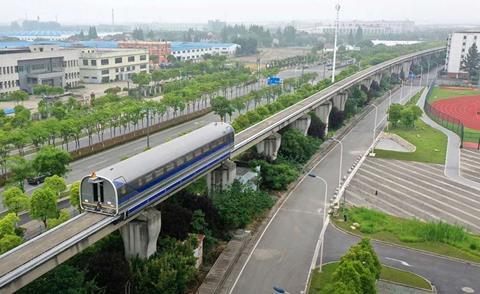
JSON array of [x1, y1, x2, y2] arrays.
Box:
[[94, 122, 233, 184]]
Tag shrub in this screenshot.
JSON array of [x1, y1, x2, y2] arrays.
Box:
[[212, 181, 274, 230], [253, 160, 299, 191]]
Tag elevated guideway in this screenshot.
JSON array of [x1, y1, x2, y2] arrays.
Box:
[[0, 47, 445, 293]]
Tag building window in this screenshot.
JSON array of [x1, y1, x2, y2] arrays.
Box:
[[128, 56, 135, 62], [83, 60, 88, 66], [140, 64, 147, 69], [91, 60, 97, 66], [102, 69, 109, 75], [115, 57, 123, 64], [101, 59, 109, 65], [140, 55, 147, 61]]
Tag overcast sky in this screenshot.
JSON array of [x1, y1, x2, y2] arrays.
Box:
[[2, 0, 480, 25]]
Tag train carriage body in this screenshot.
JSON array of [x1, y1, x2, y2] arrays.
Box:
[[80, 122, 234, 217]]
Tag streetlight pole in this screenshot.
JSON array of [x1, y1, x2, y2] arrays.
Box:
[[331, 138, 343, 188], [331, 4, 341, 83], [146, 109, 151, 149], [370, 104, 379, 156], [308, 174, 328, 272]]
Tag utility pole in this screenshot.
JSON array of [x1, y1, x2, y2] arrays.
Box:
[[331, 3, 341, 83]]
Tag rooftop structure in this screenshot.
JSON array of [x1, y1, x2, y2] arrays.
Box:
[[0, 44, 80, 96], [79, 48, 149, 84]]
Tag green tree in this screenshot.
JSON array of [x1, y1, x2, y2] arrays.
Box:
[[131, 237, 197, 294], [387, 103, 403, 128], [0, 213, 20, 238], [30, 188, 58, 227], [88, 26, 98, 39], [131, 72, 152, 97], [400, 107, 415, 128], [43, 175, 67, 198], [7, 155, 34, 190], [69, 181, 81, 212], [9, 90, 28, 104], [461, 43, 480, 81], [256, 161, 298, 190], [47, 209, 70, 229], [191, 210, 207, 234], [211, 96, 233, 122], [212, 181, 274, 230], [19, 264, 100, 294], [32, 146, 71, 177], [0, 234, 22, 254], [2, 187, 29, 215]]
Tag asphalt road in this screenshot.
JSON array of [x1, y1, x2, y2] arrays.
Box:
[[324, 226, 480, 294], [229, 80, 430, 293]]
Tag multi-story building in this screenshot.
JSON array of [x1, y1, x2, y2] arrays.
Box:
[[445, 31, 480, 78], [300, 20, 415, 36], [0, 44, 80, 96], [171, 42, 239, 62], [118, 41, 171, 64], [79, 48, 149, 84]]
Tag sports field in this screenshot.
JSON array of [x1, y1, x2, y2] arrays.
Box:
[[428, 86, 480, 148]]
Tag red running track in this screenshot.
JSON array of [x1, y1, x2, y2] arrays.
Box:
[[432, 95, 480, 130]]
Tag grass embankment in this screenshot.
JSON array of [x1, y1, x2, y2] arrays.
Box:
[[427, 86, 480, 103], [334, 207, 480, 263], [309, 262, 432, 293], [375, 88, 447, 164], [375, 118, 447, 164]]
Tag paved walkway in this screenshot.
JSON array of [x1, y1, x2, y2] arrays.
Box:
[[417, 87, 480, 190], [346, 158, 480, 233], [460, 149, 480, 183]]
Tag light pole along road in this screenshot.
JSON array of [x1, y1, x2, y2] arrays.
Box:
[[227, 73, 441, 294]]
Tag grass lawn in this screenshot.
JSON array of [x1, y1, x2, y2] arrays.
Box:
[[333, 207, 480, 263], [375, 118, 447, 164], [428, 86, 480, 102], [309, 262, 432, 293]]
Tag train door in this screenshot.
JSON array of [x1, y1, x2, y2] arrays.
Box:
[[92, 182, 105, 203]]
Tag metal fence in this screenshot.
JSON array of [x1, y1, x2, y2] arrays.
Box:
[[424, 85, 469, 147]]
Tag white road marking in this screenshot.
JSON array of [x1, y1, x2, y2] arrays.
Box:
[[385, 257, 411, 267]]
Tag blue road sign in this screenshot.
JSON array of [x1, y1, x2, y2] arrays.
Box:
[[267, 76, 282, 85]]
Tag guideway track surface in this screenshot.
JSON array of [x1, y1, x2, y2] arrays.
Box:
[[0, 47, 444, 293]]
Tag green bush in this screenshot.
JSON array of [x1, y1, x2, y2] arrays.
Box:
[[253, 160, 299, 190], [279, 129, 321, 165], [212, 181, 274, 230]]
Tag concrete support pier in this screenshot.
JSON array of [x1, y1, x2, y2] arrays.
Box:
[[314, 102, 332, 134], [120, 208, 162, 259], [207, 160, 236, 192], [290, 115, 311, 135], [256, 132, 282, 161], [332, 92, 348, 111]]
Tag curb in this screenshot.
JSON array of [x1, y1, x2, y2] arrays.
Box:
[[309, 261, 435, 293], [380, 265, 436, 293], [330, 220, 480, 268]]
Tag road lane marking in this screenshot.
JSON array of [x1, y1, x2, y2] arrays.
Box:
[[385, 257, 411, 267]]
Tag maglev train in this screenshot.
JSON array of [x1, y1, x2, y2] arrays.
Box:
[[80, 122, 235, 217]]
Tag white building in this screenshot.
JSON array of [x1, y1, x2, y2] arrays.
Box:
[[0, 44, 80, 96], [79, 48, 149, 83], [445, 31, 480, 78], [171, 42, 239, 62]]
